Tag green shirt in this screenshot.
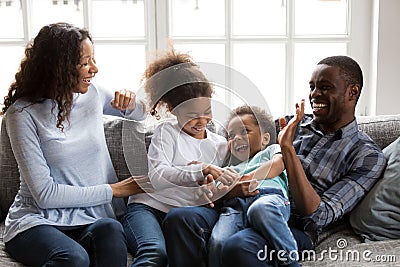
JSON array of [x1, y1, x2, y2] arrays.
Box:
[[231, 144, 289, 198]]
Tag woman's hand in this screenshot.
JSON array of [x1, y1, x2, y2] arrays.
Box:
[[109, 175, 154, 198], [111, 89, 137, 111]]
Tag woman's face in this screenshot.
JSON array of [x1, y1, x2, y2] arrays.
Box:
[[172, 97, 212, 140], [76, 38, 98, 94]]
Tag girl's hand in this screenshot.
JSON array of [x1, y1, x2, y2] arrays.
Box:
[[203, 165, 240, 187], [195, 169, 241, 207], [195, 174, 218, 208], [111, 89, 137, 111], [202, 164, 224, 181], [110, 175, 153, 198]]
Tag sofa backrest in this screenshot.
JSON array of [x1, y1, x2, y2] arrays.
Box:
[[0, 116, 16, 222], [103, 116, 149, 180], [356, 114, 400, 149]]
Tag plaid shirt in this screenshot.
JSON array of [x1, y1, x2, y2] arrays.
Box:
[[287, 115, 386, 237]]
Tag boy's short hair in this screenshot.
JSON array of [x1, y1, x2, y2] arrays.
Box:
[[226, 105, 276, 146]]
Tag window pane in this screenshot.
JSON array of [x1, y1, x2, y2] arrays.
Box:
[[232, 0, 286, 36], [174, 43, 226, 105], [0, 46, 25, 102], [173, 43, 225, 65], [170, 0, 225, 37], [295, 0, 348, 35], [31, 0, 84, 36], [0, 0, 23, 39], [91, 0, 145, 38], [233, 43, 286, 117], [94, 44, 146, 94], [293, 42, 347, 113]]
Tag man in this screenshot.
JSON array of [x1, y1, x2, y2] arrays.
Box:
[[163, 56, 386, 267]]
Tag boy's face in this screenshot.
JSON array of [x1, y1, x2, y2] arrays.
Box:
[[227, 114, 268, 162], [172, 97, 212, 139]]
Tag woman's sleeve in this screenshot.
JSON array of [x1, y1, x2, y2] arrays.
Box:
[[5, 109, 113, 209]]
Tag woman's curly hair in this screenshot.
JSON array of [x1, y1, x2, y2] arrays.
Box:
[[143, 49, 213, 119], [2, 22, 92, 131]]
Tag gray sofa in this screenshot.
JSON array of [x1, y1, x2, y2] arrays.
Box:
[[1, 114, 400, 266]]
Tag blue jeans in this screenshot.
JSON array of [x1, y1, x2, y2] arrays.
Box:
[[163, 206, 220, 267], [120, 203, 167, 267], [5, 218, 127, 267], [221, 228, 313, 267], [162, 197, 313, 267], [208, 188, 298, 267]]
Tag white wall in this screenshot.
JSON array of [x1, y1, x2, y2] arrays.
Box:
[[373, 0, 400, 115], [352, 0, 400, 116], [350, 0, 374, 116]]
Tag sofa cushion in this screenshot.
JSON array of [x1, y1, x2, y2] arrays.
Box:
[[0, 222, 24, 266], [349, 136, 400, 241], [0, 116, 18, 221], [103, 116, 148, 180]]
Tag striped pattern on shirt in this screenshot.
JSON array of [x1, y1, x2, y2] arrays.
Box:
[[288, 116, 386, 235]]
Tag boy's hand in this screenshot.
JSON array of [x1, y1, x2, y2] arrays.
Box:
[[111, 89, 137, 111], [224, 174, 259, 199], [239, 173, 259, 192]]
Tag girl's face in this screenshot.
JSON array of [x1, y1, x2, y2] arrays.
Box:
[[76, 38, 98, 94], [172, 97, 212, 139], [227, 114, 269, 162]]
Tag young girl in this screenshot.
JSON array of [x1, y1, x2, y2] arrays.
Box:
[[121, 49, 238, 267], [208, 105, 299, 267]]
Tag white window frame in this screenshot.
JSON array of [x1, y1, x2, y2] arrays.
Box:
[[0, 0, 373, 115], [153, 0, 372, 115]]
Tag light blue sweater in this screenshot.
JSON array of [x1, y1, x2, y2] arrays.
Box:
[[3, 83, 145, 243]]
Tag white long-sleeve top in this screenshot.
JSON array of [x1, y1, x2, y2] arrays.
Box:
[[128, 119, 228, 212], [3, 83, 146, 243]]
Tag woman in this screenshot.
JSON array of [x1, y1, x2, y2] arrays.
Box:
[[2, 22, 146, 267]]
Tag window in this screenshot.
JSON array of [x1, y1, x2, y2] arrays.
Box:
[[0, 0, 151, 104], [166, 0, 350, 118], [0, 0, 367, 118]]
